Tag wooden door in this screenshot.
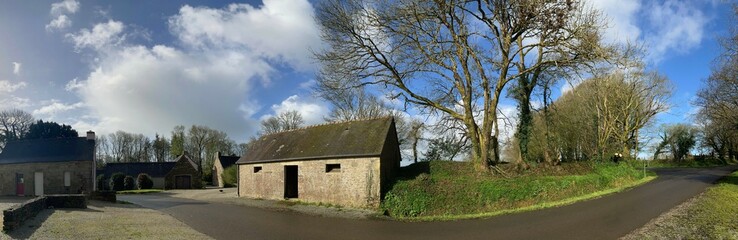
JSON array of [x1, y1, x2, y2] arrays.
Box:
[[175, 175, 191, 189]]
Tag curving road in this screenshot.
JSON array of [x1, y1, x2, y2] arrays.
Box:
[[119, 166, 737, 240]]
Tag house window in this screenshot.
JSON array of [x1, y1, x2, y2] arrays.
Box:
[[64, 172, 71, 187], [326, 164, 341, 173], [254, 166, 262, 173]]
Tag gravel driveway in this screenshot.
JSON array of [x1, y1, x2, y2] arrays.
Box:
[[0, 200, 212, 240]]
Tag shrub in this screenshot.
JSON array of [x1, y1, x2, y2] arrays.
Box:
[[123, 176, 135, 190], [222, 166, 238, 187], [96, 174, 108, 191], [110, 172, 125, 191], [137, 173, 154, 189]]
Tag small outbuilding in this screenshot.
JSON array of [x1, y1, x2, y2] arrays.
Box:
[[0, 131, 96, 196], [165, 154, 202, 189], [236, 117, 400, 209], [212, 152, 240, 188]]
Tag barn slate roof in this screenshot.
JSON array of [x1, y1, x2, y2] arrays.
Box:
[[100, 162, 177, 178], [0, 137, 94, 164], [236, 117, 395, 164], [218, 155, 240, 169]]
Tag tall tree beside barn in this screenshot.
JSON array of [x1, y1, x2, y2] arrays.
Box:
[[0, 109, 34, 152], [259, 110, 305, 135], [315, 0, 612, 172], [170, 125, 185, 157], [24, 120, 78, 139], [152, 134, 171, 162]]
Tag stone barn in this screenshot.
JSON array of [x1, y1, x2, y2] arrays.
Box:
[[212, 152, 240, 188], [165, 153, 202, 189], [0, 131, 96, 196], [237, 117, 400, 209]]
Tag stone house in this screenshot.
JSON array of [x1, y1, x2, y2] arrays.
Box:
[[212, 152, 240, 188], [236, 117, 401, 209], [0, 131, 96, 196], [99, 162, 176, 189], [98, 153, 201, 189], [165, 154, 202, 189]]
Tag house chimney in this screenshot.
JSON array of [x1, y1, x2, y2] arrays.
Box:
[[86, 131, 95, 141]]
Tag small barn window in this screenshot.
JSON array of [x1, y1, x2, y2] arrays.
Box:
[[253, 166, 262, 173], [326, 164, 341, 173]]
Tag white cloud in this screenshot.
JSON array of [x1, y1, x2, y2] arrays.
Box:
[[643, 0, 707, 62], [46, 0, 79, 32], [11, 62, 21, 75], [168, 0, 322, 70], [588, 0, 642, 44], [33, 100, 83, 117], [264, 95, 329, 126], [0, 96, 30, 110], [63, 0, 322, 141], [66, 20, 125, 51], [588, 0, 708, 63], [0, 80, 27, 93], [64, 78, 82, 91], [46, 15, 72, 31], [50, 0, 79, 16]]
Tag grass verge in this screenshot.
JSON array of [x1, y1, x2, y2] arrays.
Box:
[[625, 171, 738, 239], [117, 189, 163, 194], [382, 161, 655, 221], [648, 156, 735, 168]]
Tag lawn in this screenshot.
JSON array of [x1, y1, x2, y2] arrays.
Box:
[[117, 189, 163, 194], [381, 161, 655, 220]]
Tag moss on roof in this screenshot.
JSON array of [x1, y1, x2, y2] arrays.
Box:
[[237, 117, 394, 164]]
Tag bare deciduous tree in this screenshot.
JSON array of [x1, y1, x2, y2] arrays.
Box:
[[0, 109, 34, 151], [315, 0, 611, 171], [260, 110, 305, 135]]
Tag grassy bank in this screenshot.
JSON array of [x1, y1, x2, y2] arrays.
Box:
[[382, 161, 654, 220], [648, 156, 735, 168], [625, 171, 738, 239]]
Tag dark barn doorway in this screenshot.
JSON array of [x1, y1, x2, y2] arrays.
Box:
[[284, 165, 298, 198], [175, 175, 192, 189]]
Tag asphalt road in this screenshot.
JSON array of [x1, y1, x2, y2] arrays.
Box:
[[119, 166, 737, 240]]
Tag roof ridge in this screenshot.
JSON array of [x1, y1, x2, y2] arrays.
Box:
[[259, 116, 392, 139]]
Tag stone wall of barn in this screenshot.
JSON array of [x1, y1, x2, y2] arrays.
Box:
[[238, 157, 382, 209], [0, 161, 94, 196]]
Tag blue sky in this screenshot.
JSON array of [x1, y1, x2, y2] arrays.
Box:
[[0, 0, 733, 144]]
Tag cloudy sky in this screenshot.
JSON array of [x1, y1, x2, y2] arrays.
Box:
[[0, 0, 732, 143]]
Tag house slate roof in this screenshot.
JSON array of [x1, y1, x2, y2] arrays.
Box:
[[236, 117, 395, 164], [218, 155, 240, 169], [0, 137, 94, 164], [100, 162, 177, 178]]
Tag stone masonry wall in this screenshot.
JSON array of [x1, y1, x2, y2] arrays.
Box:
[[213, 159, 225, 188], [0, 161, 94, 196], [239, 157, 382, 209]]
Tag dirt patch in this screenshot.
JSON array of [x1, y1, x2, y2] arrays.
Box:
[[0, 200, 212, 240], [163, 187, 379, 219]]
